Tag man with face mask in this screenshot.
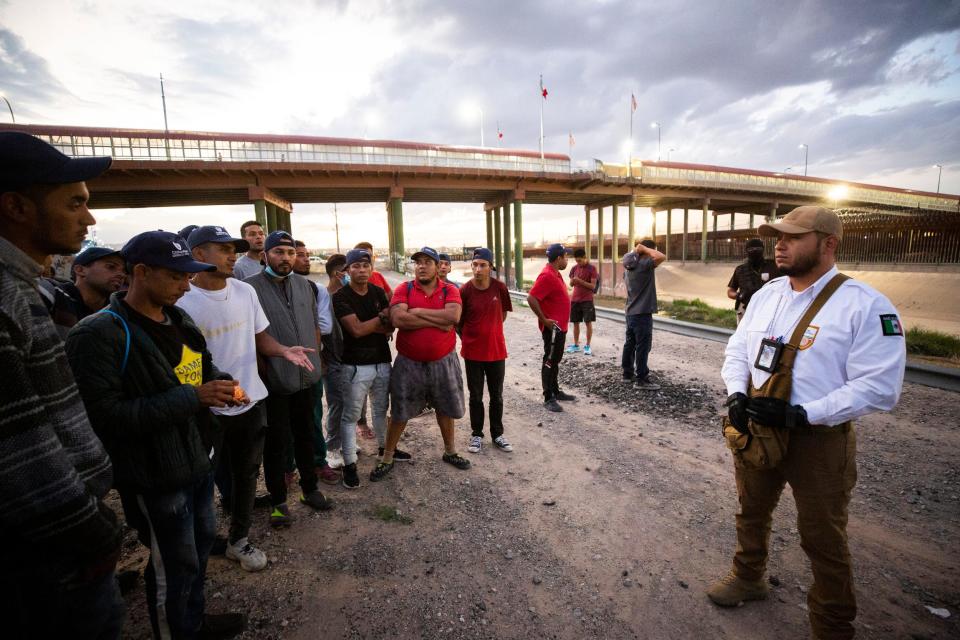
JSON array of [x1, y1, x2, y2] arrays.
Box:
[[727, 238, 780, 324], [245, 231, 331, 527]]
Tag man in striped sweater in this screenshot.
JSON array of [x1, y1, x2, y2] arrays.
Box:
[[0, 132, 124, 637]]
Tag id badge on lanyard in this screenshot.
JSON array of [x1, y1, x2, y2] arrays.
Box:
[[754, 337, 784, 373]]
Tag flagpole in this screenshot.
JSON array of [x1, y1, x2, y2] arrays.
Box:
[[539, 74, 545, 166], [568, 131, 572, 161], [628, 94, 634, 178]]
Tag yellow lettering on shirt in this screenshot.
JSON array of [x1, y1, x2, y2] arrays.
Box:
[[175, 345, 203, 387]]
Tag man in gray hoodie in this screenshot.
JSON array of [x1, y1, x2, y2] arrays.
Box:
[[245, 231, 332, 527]]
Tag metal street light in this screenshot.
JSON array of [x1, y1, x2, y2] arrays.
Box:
[[667, 147, 676, 161], [933, 164, 943, 194], [798, 143, 808, 176], [0, 95, 14, 123], [651, 121, 662, 161]]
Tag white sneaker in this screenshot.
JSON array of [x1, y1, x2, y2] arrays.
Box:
[[225, 537, 268, 572], [327, 449, 344, 469], [467, 436, 482, 453], [493, 436, 513, 452]]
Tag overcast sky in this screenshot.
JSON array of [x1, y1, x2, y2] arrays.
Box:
[[2, 0, 958, 250]]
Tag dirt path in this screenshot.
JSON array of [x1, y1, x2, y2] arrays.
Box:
[[118, 291, 960, 639]]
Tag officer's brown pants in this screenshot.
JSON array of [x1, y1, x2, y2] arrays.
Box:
[[732, 424, 857, 640]]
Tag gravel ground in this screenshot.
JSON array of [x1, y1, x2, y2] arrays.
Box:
[[115, 289, 960, 639]]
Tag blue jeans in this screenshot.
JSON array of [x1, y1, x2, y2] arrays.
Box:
[[622, 313, 653, 380], [339, 362, 390, 465], [324, 362, 345, 453], [121, 472, 217, 639]]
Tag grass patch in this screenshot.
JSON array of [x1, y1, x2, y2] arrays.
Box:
[[659, 298, 738, 329], [906, 327, 960, 360], [370, 504, 414, 525]]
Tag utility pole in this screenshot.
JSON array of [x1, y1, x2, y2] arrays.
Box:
[[160, 74, 171, 159], [334, 203, 341, 253]]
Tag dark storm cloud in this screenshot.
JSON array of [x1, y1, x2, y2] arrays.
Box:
[[0, 28, 70, 111]]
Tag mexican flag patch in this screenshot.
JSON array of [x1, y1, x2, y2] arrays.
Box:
[[880, 314, 903, 336]]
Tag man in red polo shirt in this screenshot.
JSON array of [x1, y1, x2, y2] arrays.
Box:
[[527, 243, 577, 412], [459, 247, 513, 454], [371, 247, 469, 481]]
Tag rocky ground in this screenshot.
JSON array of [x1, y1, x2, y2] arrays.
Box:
[[117, 298, 960, 639]]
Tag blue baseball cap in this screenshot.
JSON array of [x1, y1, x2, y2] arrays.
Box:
[[264, 230, 296, 252], [438, 253, 452, 263], [546, 243, 572, 260], [344, 248, 371, 266], [411, 246, 440, 263], [177, 224, 199, 240], [186, 225, 250, 252], [0, 131, 112, 190], [73, 246, 121, 267], [120, 231, 216, 273], [471, 247, 494, 264]]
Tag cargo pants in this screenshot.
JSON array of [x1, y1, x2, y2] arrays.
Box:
[[732, 423, 858, 640]]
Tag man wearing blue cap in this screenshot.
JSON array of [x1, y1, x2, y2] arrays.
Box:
[[0, 131, 125, 638], [66, 229, 248, 639], [43, 246, 125, 337], [528, 243, 577, 412], [438, 252, 460, 289], [245, 230, 331, 526]]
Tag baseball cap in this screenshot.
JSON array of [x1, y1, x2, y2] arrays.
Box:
[[73, 246, 120, 267], [438, 253, 452, 263], [758, 206, 843, 240], [411, 246, 440, 263], [178, 224, 199, 240], [344, 248, 372, 266], [120, 231, 216, 273], [745, 238, 765, 249], [264, 230, 296, 252], [471, 247, 494, 264], [0, 131, 112, 189], [546, 243, 572, 260], [186, 225, 250, 252]]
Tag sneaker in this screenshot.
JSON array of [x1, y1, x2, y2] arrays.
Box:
[[622, 373, 635, 383], [327, 450, 344, 469], [544, 398, 563, 412], [583, 344, 593, 356], [357, 422, 376, 440], [209, 534, 228, 556], [316, 465, 340, 485], [706, 571, 769, 607], [467, 436, 483, 453], [634, 378, 661, 390], [197, 612, 247, 639], [442, 452, 471, 470], [564, 344, 581, 354], [300, 490, 334, 511], [379, 447, 413, 462], [369, 461, 395, 482], [555, 390, 577, 402], [342, 463, 360, 489], [493, 436, 513, 452], [269, 503, 292, 528], [225, 537, 268, 572]]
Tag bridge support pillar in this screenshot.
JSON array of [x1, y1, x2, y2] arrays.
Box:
[[611, 204, 619, 289], [513, 199, 524, 289], [486, 208, 494, 252], [266, 203, 279, 234], [749, 213, 755, 229], [254, 199, 267, 229], [584, 206, 592, 260], [493, 206, 503, 278], [682, 208, 688, 264], [502, 203, 512, 288], [712, 211, 719, 259], [701, 199, 710, 263], [651, 209, 657, 244], [386, 202, 396, 263], [665, 208, 672, 261], [628, 199, 636, 246], [597, 206, 604, 294], [768, 202, 778, 223], [389, 195, 404, 272]]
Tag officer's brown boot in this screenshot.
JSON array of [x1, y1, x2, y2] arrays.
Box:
[[706, 570, 769, 607]]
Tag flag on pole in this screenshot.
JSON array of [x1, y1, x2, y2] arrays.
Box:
[[497, 122, 503, 140], [569, 131, 575, 147], [631, 93, 637, 112], [540, 75, 548, 99]]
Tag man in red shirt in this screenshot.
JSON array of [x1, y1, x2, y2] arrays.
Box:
[[527, 243, 576, 412], [459, 248, 513, 454], [371, 247, 469, 481], [566, 248, 598, 355]]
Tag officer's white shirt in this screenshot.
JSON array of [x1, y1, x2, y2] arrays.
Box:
[[722, 265, 906, 426]]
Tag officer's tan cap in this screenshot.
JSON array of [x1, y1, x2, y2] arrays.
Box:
[[757, 206, 843, 240]]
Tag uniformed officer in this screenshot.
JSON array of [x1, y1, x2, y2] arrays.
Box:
[[709, 206, 906, 640], [727, 238, 780, 324]]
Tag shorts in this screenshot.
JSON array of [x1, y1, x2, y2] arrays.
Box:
[[570, 300, 596, 323], [389, 351, 465, 423]]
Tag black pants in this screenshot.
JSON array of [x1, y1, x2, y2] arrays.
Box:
[[541, 326, 566, 401], [264, 388, 318, 505], [216, 404, 266, 543], [465, 359, 506, 439]]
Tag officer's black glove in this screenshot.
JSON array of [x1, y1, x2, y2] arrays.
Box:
[[745, 396, 809, 430], [725, 392, 750, 434]]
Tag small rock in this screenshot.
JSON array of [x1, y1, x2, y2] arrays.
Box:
[[212, 592, 223, 599], [542, 498, 556, 506], [601, 413, 607, 418], [622, 570, 629, 576], [536, 422, 543, 427], [623, 578, 633, 587], [533, 576, 542, 585], [528, 607, 536, 614], [768, 575, 781, 587], [504, 550, 513, 559], [281, 620, 289, 627], [924, 605, 951, 619], [679, 580, 689, 589], [592, 554, 602, 561]]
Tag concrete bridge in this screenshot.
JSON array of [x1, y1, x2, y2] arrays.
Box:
[[4, 123, 957, 289]]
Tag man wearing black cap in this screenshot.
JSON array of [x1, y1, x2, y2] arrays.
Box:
[[0, 131, 124, 638], [66, 230, 248, 639], [438, 252, 460, 289], [527, 243, 577, 412], [43, 245, 125, 337], [245, 231, 331, 526], [727, 238, 780, 324]]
